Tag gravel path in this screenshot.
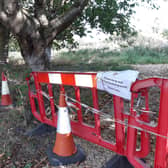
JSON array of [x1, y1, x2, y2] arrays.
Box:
[[132, 64, 168, 79]]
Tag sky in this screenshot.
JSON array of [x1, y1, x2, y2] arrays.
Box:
[[131, 1, 168, 35]]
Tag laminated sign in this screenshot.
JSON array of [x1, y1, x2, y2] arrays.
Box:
[[97, 70, 139, 100]]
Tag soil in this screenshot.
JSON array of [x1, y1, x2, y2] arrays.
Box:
[[132, 64, 168, 79], [1, 64, 168, 168]]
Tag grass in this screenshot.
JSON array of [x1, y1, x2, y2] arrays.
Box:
[[120, 46, 168, 64], [53, 46, 168, 66]]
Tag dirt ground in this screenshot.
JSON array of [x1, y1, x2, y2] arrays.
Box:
[[1, 64, 168, 168]]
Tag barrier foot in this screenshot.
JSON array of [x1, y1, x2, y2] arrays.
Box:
[[102, 155, 133, 168], [25, 123, 55, 136], [46, 144, 86, 166]]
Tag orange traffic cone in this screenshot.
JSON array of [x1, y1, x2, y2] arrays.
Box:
[[1, 72, 12, 107], [47, 90, 86, 166]]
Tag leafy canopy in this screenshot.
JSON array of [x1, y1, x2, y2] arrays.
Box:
[[10, 0, 157, 49]]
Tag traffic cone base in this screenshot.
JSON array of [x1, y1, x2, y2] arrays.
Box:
[[101, 155, 134, 168], [47, 144, 86, 166], [53, 132, 77, 157]]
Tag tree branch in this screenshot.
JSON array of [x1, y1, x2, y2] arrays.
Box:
[[46, 0, 89, 44], [0, 0, 41, 40], [34, 0, 49, 27]]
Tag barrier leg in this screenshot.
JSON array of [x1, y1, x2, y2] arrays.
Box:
[[25, 123, 55, 136], [102, 155, 133, 168], [135, 91, 150, 158], [154, 80, 168, 168], [113, 96, 125, 154], [102, 96, 128, 168], [126, 115, 150, 168]]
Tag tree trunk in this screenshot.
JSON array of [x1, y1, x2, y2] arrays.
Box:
[[17, 37, 52, 125], [21, 44, 52, 125], [23, 48, 51, 71], [0, 24, 9, 64], [17, 37, 52, 71]]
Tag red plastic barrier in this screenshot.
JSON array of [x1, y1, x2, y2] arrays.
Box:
[[26, 71, 168, 167], [127, 78, 168, 168], [26, 71, 126, 153]]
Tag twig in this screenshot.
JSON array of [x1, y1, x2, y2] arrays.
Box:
[[0, 153, 5, 158], [33, 156, 47, 168]]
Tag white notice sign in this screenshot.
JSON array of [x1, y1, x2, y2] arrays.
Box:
[[97, 70, 139, 100]]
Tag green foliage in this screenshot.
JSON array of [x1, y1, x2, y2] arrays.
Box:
[[85, 0, 134, 36], [162, 29, 168, 39], [9, 35, 20, 51], [57, 0, 156, 48], [54, 46, 168, 66], [17, 0, 157, 50], [24, 163, 32, 168], [120, 46, 168, 64], [0, 63, 31, 106]]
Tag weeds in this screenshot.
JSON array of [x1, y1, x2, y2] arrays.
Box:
[[120, 46, 168, 64], [53, 46, 168, 65]]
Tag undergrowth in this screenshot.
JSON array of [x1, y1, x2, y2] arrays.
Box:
[[53, 46, 168, 65]]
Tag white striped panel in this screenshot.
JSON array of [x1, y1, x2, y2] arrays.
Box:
[[49, 73, 62, 84], [1, 81, 10, 95], [57, 107, 71, 134], [75, 74, 93, 88]]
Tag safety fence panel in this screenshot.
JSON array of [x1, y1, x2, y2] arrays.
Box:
[[26, 71, 127, 154], [26, 71, 168, 168], [127, 78, 168, 168]]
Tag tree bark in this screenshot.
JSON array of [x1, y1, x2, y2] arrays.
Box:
[[0, 23, 9, 64], [17, 37, 51, 71]]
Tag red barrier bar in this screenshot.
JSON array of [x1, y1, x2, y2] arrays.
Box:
[[126, 91, 150, 168], [154, 79, 168, 167], [92, 88, 101, 138], [48, 84, 57, 125], [75, 86, 83, 123], [113, 95, 125, 154], [34, 73, 46, 122], [137, 89, 149, 157], [129, 78, 168, 168]]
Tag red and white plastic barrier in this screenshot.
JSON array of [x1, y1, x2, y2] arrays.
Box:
[[26, 71, 168, 168]]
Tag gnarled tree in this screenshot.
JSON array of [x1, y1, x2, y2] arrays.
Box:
[[0, 0, 155, 71]]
